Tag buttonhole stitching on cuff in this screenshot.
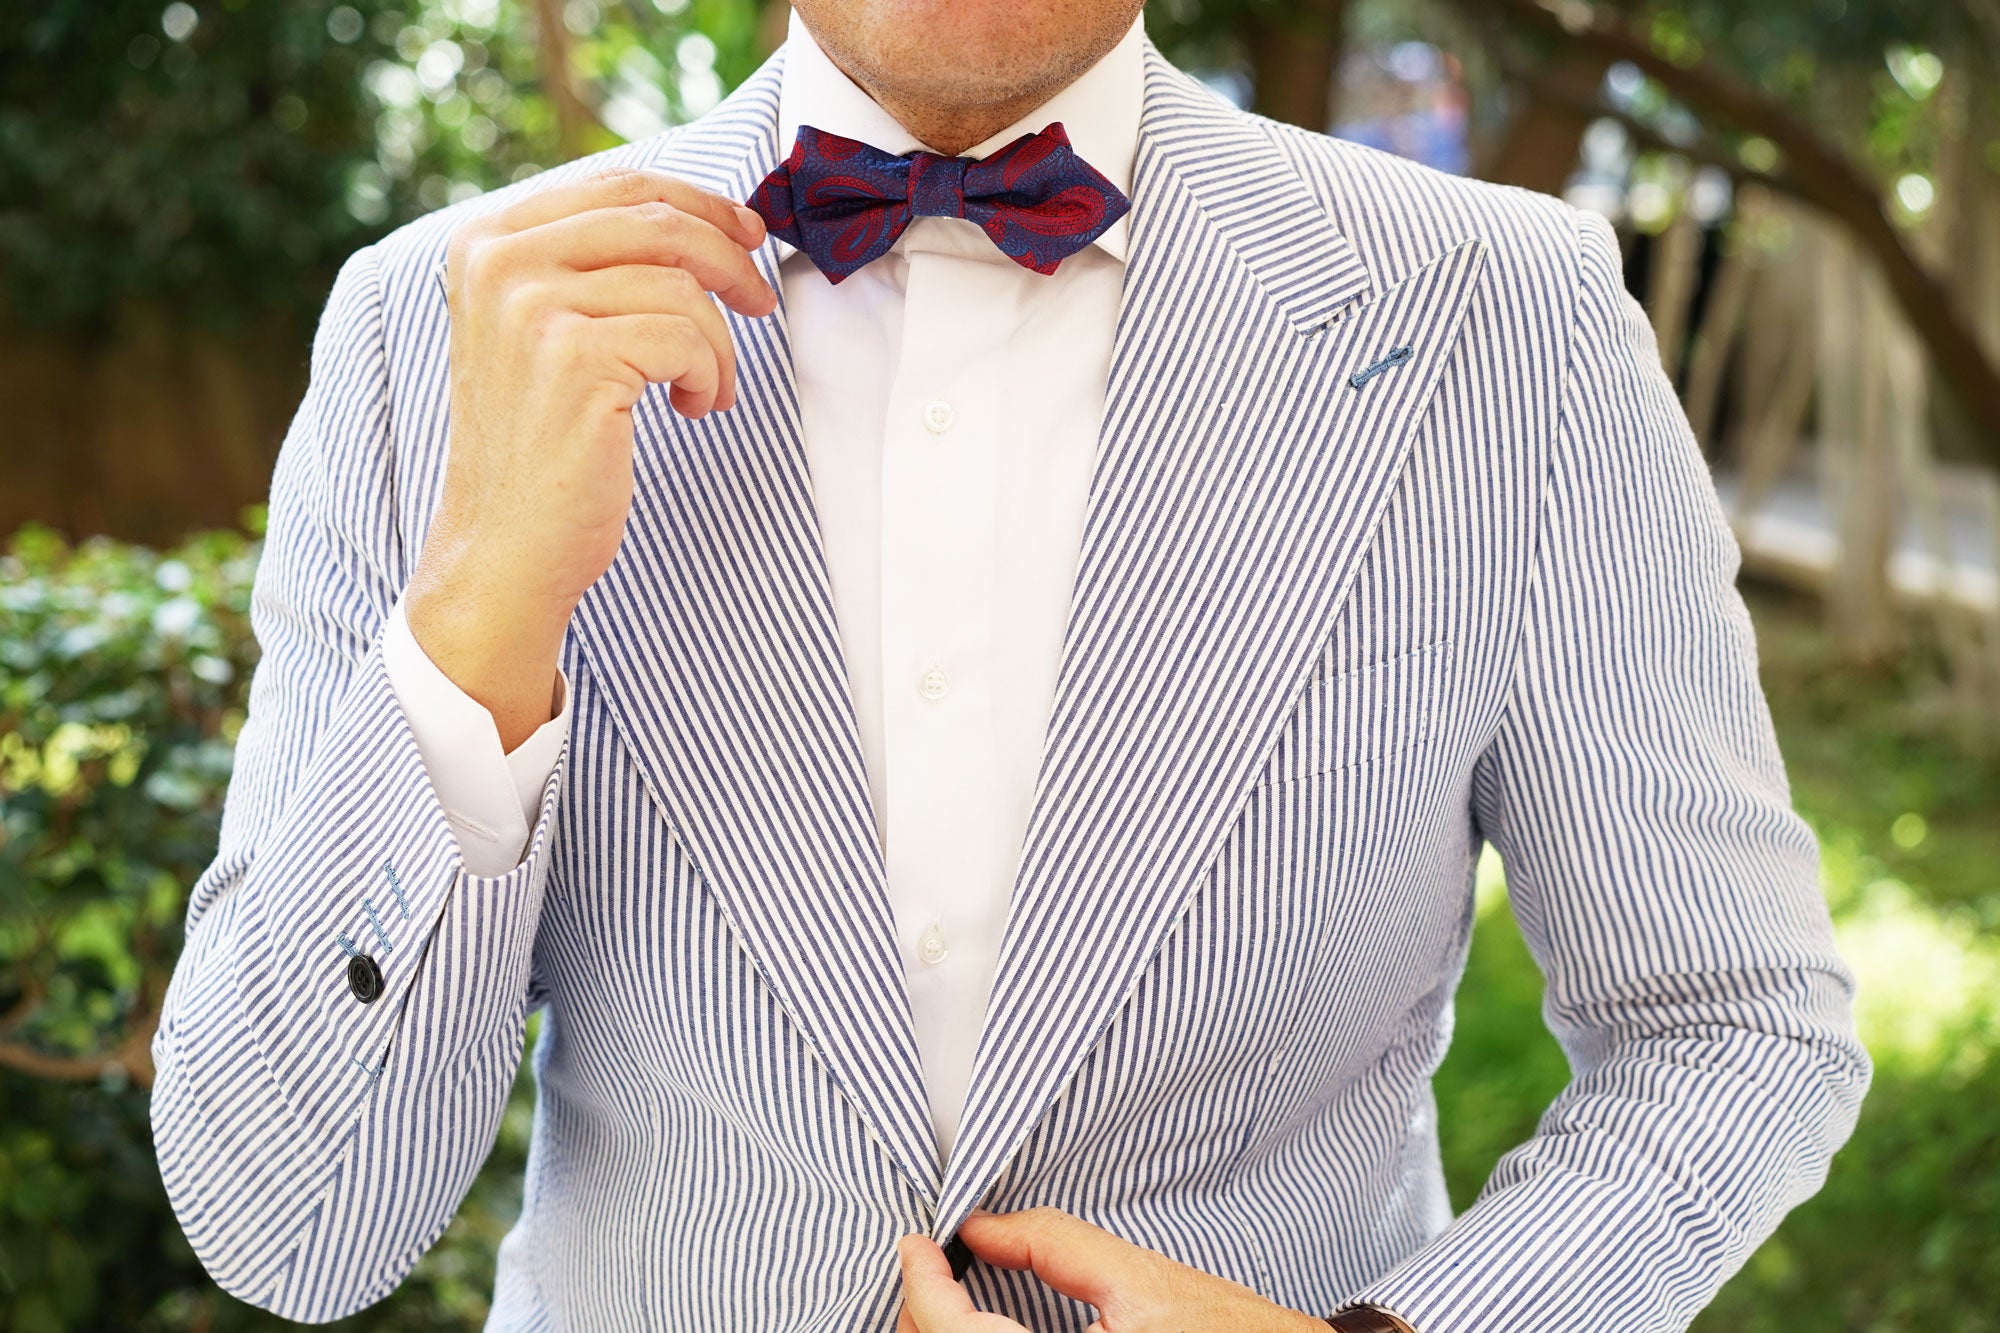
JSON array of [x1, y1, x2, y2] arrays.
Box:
[[360, 898, 394, 952], [383, 860, 411, 919]]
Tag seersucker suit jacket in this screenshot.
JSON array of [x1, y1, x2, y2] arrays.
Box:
[[149, 29, 1872, 1333]]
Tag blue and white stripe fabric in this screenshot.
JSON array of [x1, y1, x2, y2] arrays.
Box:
[[149, 31, 1871, 1333]]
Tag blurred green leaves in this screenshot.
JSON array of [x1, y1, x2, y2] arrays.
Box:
[[3, 2, 398, 336], [0, 518, 260, 1327], [0, 0, 767, 339], [0, 516, 543, 1330]]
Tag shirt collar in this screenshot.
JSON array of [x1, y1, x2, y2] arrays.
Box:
[[774, 5, 1144, 264]]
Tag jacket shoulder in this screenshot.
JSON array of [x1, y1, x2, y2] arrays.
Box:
[[1253, 112, 1590, 300]]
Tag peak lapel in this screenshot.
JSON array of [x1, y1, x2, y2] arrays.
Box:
[[931, 42, 1492, 1232], [567, 46, 943, 1199]]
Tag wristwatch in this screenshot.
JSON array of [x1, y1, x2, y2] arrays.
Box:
[[1322, 1306, 1418, 1332]]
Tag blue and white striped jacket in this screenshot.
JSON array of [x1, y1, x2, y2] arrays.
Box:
[[149, 31, 1871, 1333]]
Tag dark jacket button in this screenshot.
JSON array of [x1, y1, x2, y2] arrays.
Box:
[[346, 953, 385, 1004], [942, 1234, 973, 1281]]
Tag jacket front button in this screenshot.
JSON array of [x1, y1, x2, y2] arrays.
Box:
[[346, 953, 385, 1004], [943, 1234, 973, 1281]]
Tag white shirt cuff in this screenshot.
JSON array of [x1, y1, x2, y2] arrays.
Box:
[[381, 586, 571, 877]]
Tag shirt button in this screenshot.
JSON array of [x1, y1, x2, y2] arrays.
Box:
[[919, 666, 950, 700], [346, 953, 385, 1004], [922, 398, 954, 434], [917, 924, 950, 966]]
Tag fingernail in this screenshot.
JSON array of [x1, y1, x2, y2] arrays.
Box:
[[735, 204, 765, 239]]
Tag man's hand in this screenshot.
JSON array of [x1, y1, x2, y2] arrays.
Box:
[[894, 1207, 1333, 1333], [407, 165, 779, 748]]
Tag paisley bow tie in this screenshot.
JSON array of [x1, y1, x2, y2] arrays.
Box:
[[743, 120, 1130, 284]]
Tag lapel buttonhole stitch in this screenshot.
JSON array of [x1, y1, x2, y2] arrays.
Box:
[[1349, 344, 1415, 389]]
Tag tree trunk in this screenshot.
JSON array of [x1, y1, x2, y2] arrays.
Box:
[[1645, 210, 1703, 385], [1683, 187, 1766, 449], [1928, 66, 2000, 469], [756, 0, 790, 59], [533, 0, 595, 160], [1818, 223, 1903, 665], [1243, 0, 1346, 132], [1478, 51, 1609, 196]]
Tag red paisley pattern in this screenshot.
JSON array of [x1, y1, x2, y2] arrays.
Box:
[[743, 121, 1129, 284]]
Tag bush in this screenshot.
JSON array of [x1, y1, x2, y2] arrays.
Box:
[[0, 517, 533, 1331]]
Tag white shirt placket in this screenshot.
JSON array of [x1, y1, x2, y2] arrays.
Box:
[[880, 235, 1011, 1160]]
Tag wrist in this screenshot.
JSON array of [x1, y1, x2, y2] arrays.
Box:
[[1322, 1306, 1418, 1333], [405, 545, 572, 752]]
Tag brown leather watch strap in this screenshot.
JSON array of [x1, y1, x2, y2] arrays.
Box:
[[1322, 1305, 1418, 1333]]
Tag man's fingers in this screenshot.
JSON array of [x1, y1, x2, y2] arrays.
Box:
[[573, 312, 723, 417], [897, 1235, 980, 1330], [493, 165, 766, 251], [508, 202, 777, 317], [954, 1208, 1143, 1315], [525, 265, 737, 407]]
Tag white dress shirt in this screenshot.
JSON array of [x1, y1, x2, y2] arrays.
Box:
[[383, 4, 1144, 1164]]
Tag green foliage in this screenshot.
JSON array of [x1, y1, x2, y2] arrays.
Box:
[[0, 518, 260, 1088], [0, 0, 765, 339], [2, 2, 399, 336], [1588, 0, 1977, 68], [0, 519, 538, 1330]]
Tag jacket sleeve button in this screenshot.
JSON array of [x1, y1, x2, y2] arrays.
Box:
[[346, 953, 385, 1004]]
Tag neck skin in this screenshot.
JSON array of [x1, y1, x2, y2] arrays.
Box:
[[791, 7, 1139, 157], [818, 71, 1067, 156]]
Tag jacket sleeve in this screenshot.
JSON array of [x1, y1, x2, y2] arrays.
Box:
[[148, 242, 570, 1322], [1339, 206, 1872, 1333]]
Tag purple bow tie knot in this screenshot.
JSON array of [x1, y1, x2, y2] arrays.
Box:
[[745, 120, 1131, 284], [907, 152, 971, 218]]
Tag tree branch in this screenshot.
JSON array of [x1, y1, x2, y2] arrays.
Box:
[[533, 0, 609, 159], [1509, 63, 1821, 218], [0, 1012, 157, 1088], [0, 1040, 126, 1083], [0, 978, 44, 1034], [0, 951, 165, 1090], [1476, 0, 2000, 464]]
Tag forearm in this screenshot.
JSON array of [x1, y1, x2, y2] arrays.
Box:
[[402, 516, 576, 754]]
